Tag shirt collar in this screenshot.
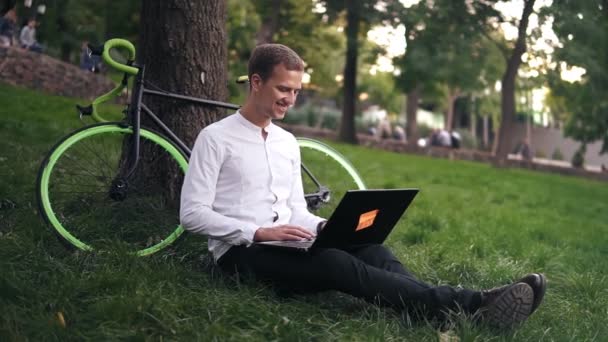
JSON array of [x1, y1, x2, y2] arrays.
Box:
[[235, 110, 275, 134]]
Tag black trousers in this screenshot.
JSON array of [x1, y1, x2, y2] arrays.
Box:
[[217, 244, 481, 319]]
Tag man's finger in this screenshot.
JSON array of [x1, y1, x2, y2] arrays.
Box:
[[285, 228, 315, 239]]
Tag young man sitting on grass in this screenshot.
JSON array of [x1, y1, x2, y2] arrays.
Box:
[[179, 43, 546, 330]]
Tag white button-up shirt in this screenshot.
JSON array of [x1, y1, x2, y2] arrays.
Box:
[[180, 112, 325, 260]]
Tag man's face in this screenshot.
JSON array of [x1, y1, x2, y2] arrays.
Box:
[[251, 63, 303, 121]]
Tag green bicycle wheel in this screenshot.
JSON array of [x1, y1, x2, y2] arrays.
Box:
[[37, 123, 188, 256], [297, 137, 366, 219]]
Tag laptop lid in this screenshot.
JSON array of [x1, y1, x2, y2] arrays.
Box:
[[312, 188, 419, 249]]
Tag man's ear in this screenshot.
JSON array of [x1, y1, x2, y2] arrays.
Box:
[[250, 74, 263, 92]]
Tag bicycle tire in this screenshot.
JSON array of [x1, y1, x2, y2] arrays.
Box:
[[297, 137, 366, 217], [37, 123, 188, 256]]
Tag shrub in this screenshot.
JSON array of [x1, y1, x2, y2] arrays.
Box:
[[551, 148, 564, 161], [571, 148, 585, 168], [453, 128, 477, 149], [417, 123, 433, 140], [535, 149, 547, 159]]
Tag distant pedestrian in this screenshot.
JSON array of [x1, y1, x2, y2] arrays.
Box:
[[0, 8, 17, 47], [19, 17, 44, 53]]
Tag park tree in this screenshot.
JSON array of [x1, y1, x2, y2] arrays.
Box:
[[432, 1, 502, 132], [394, 0, 501, 143], [547, 0, 608, 154], [493, 0, 536, 161], [139, 0, 227, 197], [318, 0, 403, 144]]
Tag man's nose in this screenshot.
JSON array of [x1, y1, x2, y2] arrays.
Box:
[[286, 91, 297, 105]]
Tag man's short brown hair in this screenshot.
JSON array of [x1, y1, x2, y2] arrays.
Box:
[[248, 44, 304, 81]]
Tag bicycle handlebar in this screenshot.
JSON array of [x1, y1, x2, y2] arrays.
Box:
[[101, 39, 138, 75], [79, 38, 139, 123], [80, 38, 245, 123]]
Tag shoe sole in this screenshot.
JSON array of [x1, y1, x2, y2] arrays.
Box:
[[486, 283, 534, 330]]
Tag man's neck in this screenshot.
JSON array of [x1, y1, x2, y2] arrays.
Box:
[[240, 103, 271, 128]]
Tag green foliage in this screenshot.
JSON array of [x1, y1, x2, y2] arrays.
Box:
[[547, 0, 608, 153], [226, 0, 260, 103], [358, 71, 402, 115], [394, 1, 503, 95], [2, 84, 608, 340], [284, 104, 341, 131]]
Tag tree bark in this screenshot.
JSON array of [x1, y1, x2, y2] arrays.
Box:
[[405, 86, 420, 144], [495, 0, 535, 162], [339, 0, 359, 144], [139, 0, 227, 199], [444, 87, 460, 131]]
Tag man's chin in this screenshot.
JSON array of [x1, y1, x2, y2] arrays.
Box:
[[272, 111, 287, 120]]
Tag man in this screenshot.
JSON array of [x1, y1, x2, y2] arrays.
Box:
[[180, 44, 546, 330], [0, 8, 17, 47]]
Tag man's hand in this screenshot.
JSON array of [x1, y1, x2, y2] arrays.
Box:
[[254, 225, 315, 242]]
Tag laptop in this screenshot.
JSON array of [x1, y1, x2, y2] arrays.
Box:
[[256, 188, 419, 250]]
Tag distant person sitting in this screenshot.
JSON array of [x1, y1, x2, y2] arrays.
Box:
[[393, 125, 406, 142], [0, 8, 16, 47], [367, 125, 377, 137], [518, 139, 532, 161], [19, 18, 44, 53], [79, 40, 102, 72], [450, 131, 461, 149], [437, 129, 451, 147], [376, 117, 392, 140]]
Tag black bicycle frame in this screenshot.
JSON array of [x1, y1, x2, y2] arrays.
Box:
[[121, 64, 327, 203]]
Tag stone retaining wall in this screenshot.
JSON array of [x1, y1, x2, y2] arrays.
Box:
[[0, 46, 115, 100], [279, 123, 608, 182]]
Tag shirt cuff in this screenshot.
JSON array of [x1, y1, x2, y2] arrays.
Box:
[[242, 222, 261, 246]]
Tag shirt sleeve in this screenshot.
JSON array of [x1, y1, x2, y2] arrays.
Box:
[[180, 130, 259, 245], [287, 139, 326, 233]]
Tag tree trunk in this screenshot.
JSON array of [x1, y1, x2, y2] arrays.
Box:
[[405, 86, 420, 144], [339, 0, 359, 144], [255, 0, 280, 45], [444, 87, 460, 131], [139, 0, 227, 199], [495, 0, 535, 162]]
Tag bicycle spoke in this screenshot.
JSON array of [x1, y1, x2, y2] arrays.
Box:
[[39, 124, 186, 254]]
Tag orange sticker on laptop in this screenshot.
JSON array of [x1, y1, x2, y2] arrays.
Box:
[[356, 209, 379, 231]]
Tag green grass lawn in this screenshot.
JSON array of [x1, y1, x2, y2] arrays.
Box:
[[1, 83, 607, 341]]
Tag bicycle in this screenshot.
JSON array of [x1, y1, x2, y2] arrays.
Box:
[[36, 38, 366, 256]]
